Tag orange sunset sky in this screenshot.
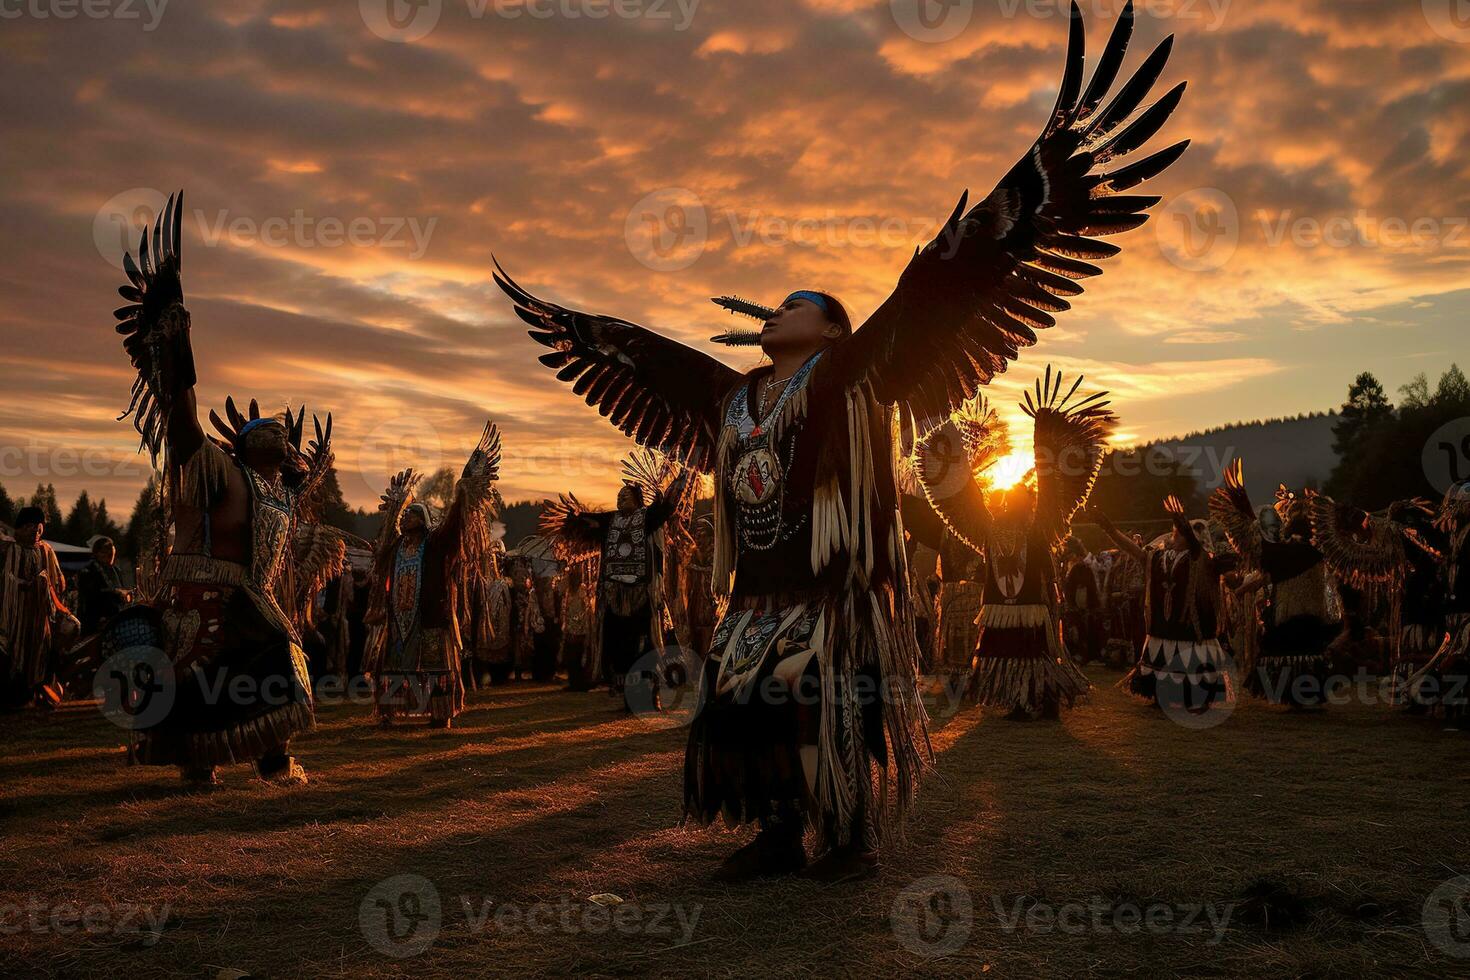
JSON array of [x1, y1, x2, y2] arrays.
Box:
[[2, 0, 1469, 513]]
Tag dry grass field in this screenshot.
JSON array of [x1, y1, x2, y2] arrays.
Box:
[[3, 668, 1470, 978]]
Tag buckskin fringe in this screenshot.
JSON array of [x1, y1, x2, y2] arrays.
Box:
[[811, 587, 929, 851], [711, 422, 738, 597]]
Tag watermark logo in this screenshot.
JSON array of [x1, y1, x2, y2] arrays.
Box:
[[1423, 876, 1470, 958], [1424, 0, 1470, 43], [94, 187, 438, 266], [1157, 187, 1239, 272], [891, 875, 973, 957], [361, 874, 443, 958], [0, 899, 171, 945], [624, 188, 708, 272], [991, 894, 1233, 942], [0, 0, 169, 30], [1422, 417, 1470, 496], [93, 645, 175, 730], [93, 187, 169, 270], [623, 645, 706, 727], [890, 0, 974, 43], [1153, 648, 1237, 730], [360, 0, 443, 41], [352, 416, 446, 503]]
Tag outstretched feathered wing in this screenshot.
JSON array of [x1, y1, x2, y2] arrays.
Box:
[[539, 494, 608, 563], [913, 402, 1009, 555], [835, 1, 1186, 431], [1208, 458, 1262, 567], [1306, 493, 1411, 589], [446, 421, 503, 591], [113, 191, 189, 465], [1026, 367, 1117, 546], [494, 261, 744, 473]]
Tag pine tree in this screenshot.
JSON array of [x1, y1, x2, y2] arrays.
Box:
[[92, 498, 124, 543], [1434, 363, 1470, 407], [62, 490, 96, 546], [1330, 373, 1393, 459], [314, 466, 356, 529], [0, 481, 13, 525], [30, 483, 63, 530], [1326, 373, 1394, 498], [123, 475, 162, 562]]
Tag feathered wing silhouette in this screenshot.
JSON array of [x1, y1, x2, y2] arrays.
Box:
[[444, 421, 503, 589], [495, 2, 1183, 462], [1306, 493, 1420, 590], [539, 494, 608, 563], [112, 191, 188, 464], [1026, 368, 1117, 547], [1208, 459, 1263, 567], [493, 261, 743, 473], [913, 397, 1011, 554], [834, 0, 1186, 431]]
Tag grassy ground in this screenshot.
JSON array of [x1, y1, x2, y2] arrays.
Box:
[[3, 668, 1469, 978]]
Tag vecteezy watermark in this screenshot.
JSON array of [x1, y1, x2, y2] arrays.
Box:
[[1156, 187, 1240, 272], [0, 899, 171, 946], [891, 875, 974, 958], [361, 874, 442, 959], [0, 0, 168, 31], [890, 0, 1229, 44], [623, 645, 706, 728], [624, 187, 973, 272], [1424, 0, 1470, 44], [991, 895, 1234, 943], [93, 188, 437, 269], [359, 0, 700, 43], [994, 0, 1229, 29], [1423, 876, 1470, 958], [1258, 210, 1470, 252], [1157, 188, 1470, 272], [889, 0, 975, 44], [359, 874, 702, 958], [624, 188, 709, 272], [351, 415, 447, 503], [1422, 418, 1470, 497], [192, 209, 437, 259], [94, 645, 175, 730], [0, 440, 154, 482]]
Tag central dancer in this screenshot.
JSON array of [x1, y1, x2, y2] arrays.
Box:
[[495, 1, 1186, 881]]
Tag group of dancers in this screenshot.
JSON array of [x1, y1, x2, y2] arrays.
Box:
[[4, 3, 1466, 884]]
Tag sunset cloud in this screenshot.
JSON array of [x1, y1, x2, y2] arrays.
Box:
[[0, 0, 1466, 516]]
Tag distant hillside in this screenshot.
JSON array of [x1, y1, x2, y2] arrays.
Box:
[[1148, 412, 1340, 498]]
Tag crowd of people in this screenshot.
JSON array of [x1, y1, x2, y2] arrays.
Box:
[[6, 8, 1467, 887]]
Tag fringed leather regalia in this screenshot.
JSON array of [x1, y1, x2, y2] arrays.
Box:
[[917, 376, 1114, 717], [1407, 484, 1470, 725], [107, 193, 334, 781], [1211, 463, 1338, 707], [363, 425, 502, 728], [1, 522, 77, 708], [1307, 494, 1443, 706], [540, 450, 689, 700], [496, 0, 1186, 864], [1097, 496, 1236, 712]]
